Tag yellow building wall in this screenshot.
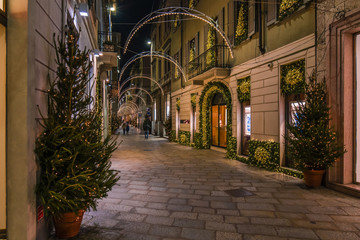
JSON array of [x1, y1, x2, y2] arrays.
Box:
[[0, 24, 6, 231]]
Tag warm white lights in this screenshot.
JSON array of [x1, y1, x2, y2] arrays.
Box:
[[123, 7, 234, 58]]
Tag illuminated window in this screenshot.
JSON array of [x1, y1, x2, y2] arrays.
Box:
[[244, 106, 251, 136], [154, 102, 156, 121], [0, 0, 4, 12], [290, 101, 305, 126]]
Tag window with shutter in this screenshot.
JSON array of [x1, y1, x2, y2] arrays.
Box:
[[227, 1, 235, 45], [267, 0, 278, 25], [217, 9, 224, 45], [204, 24, 209, 51], [195, 32, 199, 57], [248, 0, 255, 36]]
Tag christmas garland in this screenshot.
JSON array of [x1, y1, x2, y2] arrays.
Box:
[[279, 0, 303, 21], [237, 76, 250, 102], [191, 94, 197, 108], [235, 1, 248, 45], [199, 81, 232, 149], [248, 140, 280, 170], [206, 27, 216, 67], [176, 98, 180, 111], [173, 14, 180, 30], [178, 130, 191, 146], [280, 59, 305, 95]]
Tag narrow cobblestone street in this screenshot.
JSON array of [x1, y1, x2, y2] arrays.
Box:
[[68, 129, 360, 240]]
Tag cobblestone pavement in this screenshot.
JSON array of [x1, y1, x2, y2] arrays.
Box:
[[58, 129, 360, 240]]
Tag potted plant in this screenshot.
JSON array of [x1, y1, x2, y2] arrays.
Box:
[[35, 25, 120, 238], [285, 73, 345, 187]]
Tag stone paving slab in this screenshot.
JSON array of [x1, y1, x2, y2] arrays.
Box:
[[50, 130, 360, 239]]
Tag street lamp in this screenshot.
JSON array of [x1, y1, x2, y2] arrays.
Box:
[[78, 3, 89, 17], [147, 41, 153, 62], [108, 4, 116, 41]]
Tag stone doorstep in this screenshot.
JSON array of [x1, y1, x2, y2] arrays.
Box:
[[327, 183, 360, 198]]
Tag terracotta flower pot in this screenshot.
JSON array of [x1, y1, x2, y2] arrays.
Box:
[[53, 210, 85, 239], [303, 169, 325, 188]]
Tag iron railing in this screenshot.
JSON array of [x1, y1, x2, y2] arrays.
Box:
[[98, 32, 121, 52], [185, 45, 230, 79]]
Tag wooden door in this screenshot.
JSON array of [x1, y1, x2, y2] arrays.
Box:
[[212, 105, 219, 146]]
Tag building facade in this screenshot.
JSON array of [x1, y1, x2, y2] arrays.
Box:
[[4, 0, 116, 239], [150, 0, 315, 165], [316, 0, 360, 196]]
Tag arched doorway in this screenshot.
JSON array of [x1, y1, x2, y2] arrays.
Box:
[[211, 93, 227, 147], [199, 81, 232, 149]]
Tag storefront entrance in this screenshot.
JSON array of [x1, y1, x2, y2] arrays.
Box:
[[211, 93, 227, 148]]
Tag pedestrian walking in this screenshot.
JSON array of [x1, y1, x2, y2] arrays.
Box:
[[143, 115, 151, 139], [126, 122, 130, 135], [122, 122, 126, 135]]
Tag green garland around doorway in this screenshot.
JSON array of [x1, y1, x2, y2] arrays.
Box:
[[199, 81, 232, 150]]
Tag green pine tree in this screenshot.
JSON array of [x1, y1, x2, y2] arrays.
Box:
[[35, 24, 120, 217], [285, 73, 345, 170]]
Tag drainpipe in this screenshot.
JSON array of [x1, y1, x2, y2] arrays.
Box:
[[258, 2, 265, 54], [61, 0, 67, 40]]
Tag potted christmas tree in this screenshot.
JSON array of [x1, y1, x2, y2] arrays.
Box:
[[35, 24, 120, 238], [285, 73, 345, 187]]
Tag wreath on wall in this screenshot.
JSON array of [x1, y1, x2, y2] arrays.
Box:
[[279, 0, 303, 21], [237, 76, 250, 102], [199, 81, 232, 149], [280, 59, 305, 95], [206, 27, 216, 66], [191, 94, 197, 108], [235, 1, 248, 45]]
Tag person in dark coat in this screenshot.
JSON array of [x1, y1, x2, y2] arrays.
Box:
[[143, 116, 151, 139], [126, 122, 130, 135], [122, 122, 126, 135]]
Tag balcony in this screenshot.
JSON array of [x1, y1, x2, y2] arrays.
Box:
[[97, 32, 121, 68], [185, 45, 231, 84]]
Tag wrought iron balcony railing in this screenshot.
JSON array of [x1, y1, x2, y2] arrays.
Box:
[[185, 45, 230, 80], [98, 32, 121, 53]]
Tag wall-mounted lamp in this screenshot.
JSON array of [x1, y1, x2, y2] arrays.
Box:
[[109, 3, 116, 12], [78, 3, 89, 17]]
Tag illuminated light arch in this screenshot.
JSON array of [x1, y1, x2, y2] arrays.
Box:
[[118, 104, 138, 116], [123, 7, 234, 58], [120, 75, 164, 96], [118, 51, 187, 85], [119, 101, 139, 111], [119, 87, 154, 103], [129, 94, 147, 106]]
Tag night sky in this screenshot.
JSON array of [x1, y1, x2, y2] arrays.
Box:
[[112, 0, 160, 79]]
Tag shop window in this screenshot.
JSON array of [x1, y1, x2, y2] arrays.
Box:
[[241, 102, 251, 155], [356, 33, 360, 182], [154, 102, 157, 122], [166, 94, 170, 119], [285, 94, 305, 168]]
